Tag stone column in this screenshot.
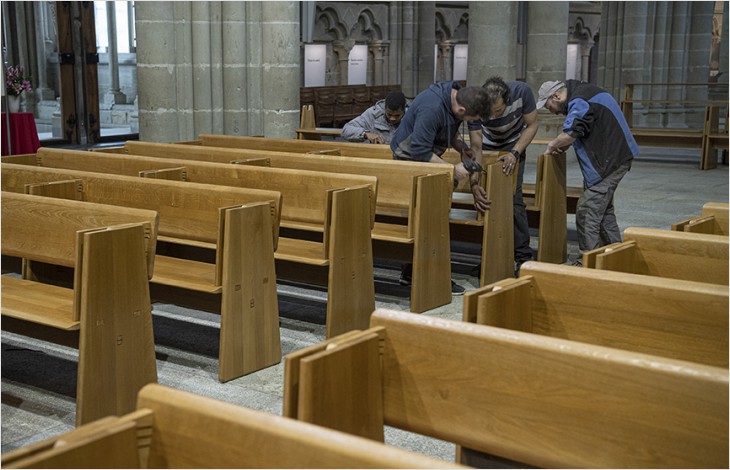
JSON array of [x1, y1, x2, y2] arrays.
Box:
[[333, 40, 354, 86], [467, 1, 518, 85], [136, 1, 299, 141], [437, 41, 455, 82], [719, 2, 729, 84], [369, 40, 389, 86], [416, 1, 435, 91], [525, 1, 569, 139], [104, 2, 127, 106], [598, 1, 714, 127], [399, 1, 418, 96], [387, 2, 400, 86]]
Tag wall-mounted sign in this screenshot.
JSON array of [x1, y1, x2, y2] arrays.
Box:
[[453, 44, 468, 81], [348, 45, 368, 85], [304, 44, 326, 87]]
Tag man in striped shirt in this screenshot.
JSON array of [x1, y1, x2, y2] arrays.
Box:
[[468, 77, 539, 277]]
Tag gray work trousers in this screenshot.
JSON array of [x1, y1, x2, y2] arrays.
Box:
[[576, 160, 632, 253]]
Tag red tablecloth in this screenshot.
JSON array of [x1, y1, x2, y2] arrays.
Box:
[[2, 112, 41, 155]]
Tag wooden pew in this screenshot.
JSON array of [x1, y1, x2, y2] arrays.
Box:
[[283, 308, 728, 469], [4, 152, 377, 337], [1, 192, 158, 425], [582, 227, 729, 285], [451, 151, 568, 264], [1, 163, 282, 382], [119, 140, 515, 288], [463, 261, 728, 368], [672, 202, 729, 235], [1, 384, 458, 469]]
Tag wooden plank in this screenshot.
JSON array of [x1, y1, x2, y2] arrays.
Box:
[[1, 277, 78, 330], [480, 162, 514, 284], [536, 152, 567, 263]]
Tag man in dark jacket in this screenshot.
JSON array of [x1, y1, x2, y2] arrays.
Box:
[[391, 81, 490, 212], [537, 79, 639, 264], [390, 81, 490, 294], [341, 91, 409, 144]]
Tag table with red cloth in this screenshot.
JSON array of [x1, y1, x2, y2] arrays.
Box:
[[1, 112, 41, 156]]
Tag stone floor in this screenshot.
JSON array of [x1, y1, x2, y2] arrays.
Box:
[[1, 144, 728, 463]]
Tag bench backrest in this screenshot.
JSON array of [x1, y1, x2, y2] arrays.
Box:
[[463, 261, 729, 368], [1, 191, 158, 277], [123, 140, 447, 212], [32, 147, 376, 228], [672, 202, 729, 235], [1, 384, 458, 469], [587, 227, 729, 285], [1, 163, 280, 247], [285, 309, 728, 469], [199, 133, 395, 159]]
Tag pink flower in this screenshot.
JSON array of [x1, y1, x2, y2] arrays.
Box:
[[5, 64, 32, 97]]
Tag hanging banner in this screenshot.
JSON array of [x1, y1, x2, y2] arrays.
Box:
[[304, 44, 326, 87], [348, 45, 368, 85]]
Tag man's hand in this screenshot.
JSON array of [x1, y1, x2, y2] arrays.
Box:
[[460, 147, 475, 161], [471, 183, 490, 213], [497, 152, 517, 176], [364, 132, 385, 144]]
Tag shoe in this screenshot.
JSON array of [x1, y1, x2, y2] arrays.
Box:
[[451, 280, 465, 296], [514, 258, 531, 277], [399, 264, 412, 286], [572, 258, 583, 267]]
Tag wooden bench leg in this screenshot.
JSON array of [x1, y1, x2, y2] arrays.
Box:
[[326, 186, 375, 338], [76, 224, 157, 426], [218, 203, 281, 382], [411, 174, 452, 313]]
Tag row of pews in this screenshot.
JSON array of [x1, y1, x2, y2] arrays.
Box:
[[1, 134, 727, 468]]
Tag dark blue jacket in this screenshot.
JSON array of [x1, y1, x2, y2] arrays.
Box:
[[391, 81, 462, 162], [563, 79, 639, 186]]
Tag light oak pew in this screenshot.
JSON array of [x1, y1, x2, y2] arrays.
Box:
[[582, 227, 729, 285], [701, 104, 729, 170], [1, 163, 282, 382], [119, 141, 515, 288], [1, 192, 158, 425], [1, 384, 459, 469], [672, 201, 729, 235], [463, 261, 728, 368], [283, 308, 728, 469], [450, 151, 568, 264], [7, 149, 378, 334]]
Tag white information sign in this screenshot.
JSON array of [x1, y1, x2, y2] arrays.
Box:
[[348, 45, 368, 85], [453, 44, 468, 81], [304, 44, 326, 87]]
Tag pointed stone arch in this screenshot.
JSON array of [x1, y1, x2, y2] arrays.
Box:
[[350, 9, 382, 41], [315, 7, 347, 41]]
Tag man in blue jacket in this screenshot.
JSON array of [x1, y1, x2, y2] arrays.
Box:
[[390, 81, 490, 294], [537, 79, 639, 265]]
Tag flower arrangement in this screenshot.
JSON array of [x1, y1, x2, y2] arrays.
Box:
[[5, 65, 32, 97]]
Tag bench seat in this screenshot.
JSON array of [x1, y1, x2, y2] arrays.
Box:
[[1, 276, 79, 330], [151, 256, 221, 294], [275, 238, 329, 266]]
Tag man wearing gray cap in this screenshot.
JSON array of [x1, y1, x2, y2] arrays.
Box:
[[536, 79, 639, 265]]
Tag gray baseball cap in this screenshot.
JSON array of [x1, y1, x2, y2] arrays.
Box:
[[536, 80, 565, 109]]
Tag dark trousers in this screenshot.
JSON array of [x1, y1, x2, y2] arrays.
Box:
[[513, 153, 532, 262]]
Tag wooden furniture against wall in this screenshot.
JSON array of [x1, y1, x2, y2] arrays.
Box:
[[300, 84, 402, 127]]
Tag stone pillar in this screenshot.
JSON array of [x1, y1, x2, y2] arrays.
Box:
[[467, 1, 518, 85], [437, 41, 455, 82], [598, 1, 714, 127], [400, 2, 418, 96], [260, 1, 300, 137], [104, 2, 127, 106], [388, 2, 400, 86], [719, 2, 729, 84], [525, 1, 569, 139], [136, 1, 299, 141], [369, 40, 389, 86], [333, 40, 354, 86], [416, 1, 435, 91]]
